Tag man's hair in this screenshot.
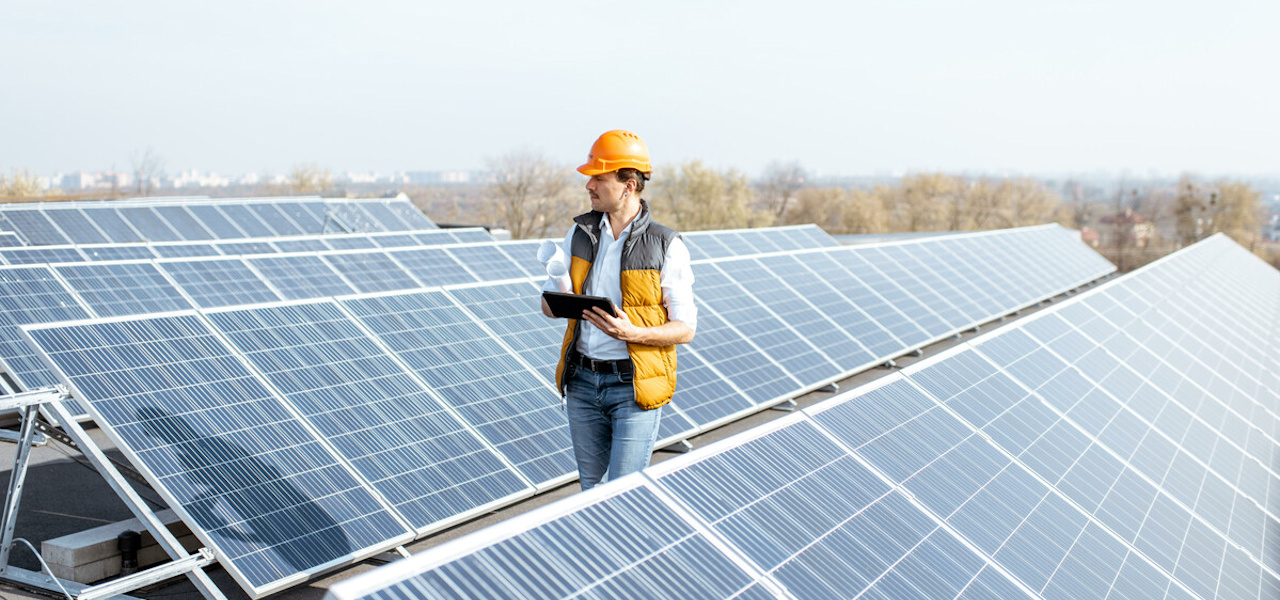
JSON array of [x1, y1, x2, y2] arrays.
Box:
[[616, 168, 649, 195]]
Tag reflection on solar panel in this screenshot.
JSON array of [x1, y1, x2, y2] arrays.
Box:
[[384, 201, 437, 230], [158, 258, 281, 308], [0, 211, 70, 245], [341, 290, 576, 487], [54, 262, 193, 317], [79, 245, 159, 261], [385, 248, 476, 287], [328, 480, 773, 600], [327, 203, 378, 233], [206, 301, 532, 533], [79, 208, 142, 242], [0, 247, 85, 265], [0, 266, 92, 390], [23, 314, 414, 596], [323, 252, 421, 293], [357, 202, 411, 232], [275, 202, 326, 233], [246, 255, 357, 300], [43, 209, 109, 244], [442, 245, 529, 281]]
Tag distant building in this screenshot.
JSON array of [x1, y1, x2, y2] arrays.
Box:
[[1097, 208, 1154, 248], [171, 170, 230, 188], [404, 170, 472, 185]]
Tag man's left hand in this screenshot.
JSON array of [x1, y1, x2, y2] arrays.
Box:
[[581, 305, 639, 342]]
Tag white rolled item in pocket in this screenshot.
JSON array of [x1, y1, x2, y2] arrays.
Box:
[[546, 259, 572, 293], [537, 239, 564, 265]]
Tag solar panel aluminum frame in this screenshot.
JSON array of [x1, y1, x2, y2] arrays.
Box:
[[200, 297, 538, 536], [334, 286, 577, 492], [325, 474, 782, 600], [19, 311, 418, 598]]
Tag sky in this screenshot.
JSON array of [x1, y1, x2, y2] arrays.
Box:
[[2, 1, 1277, 179]]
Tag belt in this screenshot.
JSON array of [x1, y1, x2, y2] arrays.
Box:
[[570, 352, 633, 374]]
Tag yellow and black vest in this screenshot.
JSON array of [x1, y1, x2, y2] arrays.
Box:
[[555, 201, 679, 410]]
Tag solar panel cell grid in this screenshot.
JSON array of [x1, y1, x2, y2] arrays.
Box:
[[324, 237, 378, 251], [275, 202, 327, 234], [23, 314, 413, 595], [0, 211, 71, 245], [157, 258, 281, 308], [447, 229, 495, 244], [0, 247, 86, 265], [384, 201, 437, 230], [442, 245, 529, 281], [43, 209, 110, 244], [215, 204, 276, 237], [356, 202, 412, 232], [119, 206, 183, 241], [0, 232, 23, 248], [385, 248, 476, 287], [186, 205, 247, 238], [152, 206, 214, 240], [78, 208, 143, 243], [247, 203, 306, 236], [323, 252, 421, 293], [0, 266, 93, 390], [246, 255, 357, 300], [54, 262, 193, 317], [151, 244, 221, 258]]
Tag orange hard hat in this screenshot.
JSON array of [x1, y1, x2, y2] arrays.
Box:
[[577, 130, 651, 176]]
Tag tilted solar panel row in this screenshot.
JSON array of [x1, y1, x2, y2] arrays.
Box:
[[0, 196, 436, 246], [326, 233, 1278, 600], [16, 225, 1113, 598], [0, 228, 492, 264]]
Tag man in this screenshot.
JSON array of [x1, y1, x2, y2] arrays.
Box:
[[541, 129, 696, 490]]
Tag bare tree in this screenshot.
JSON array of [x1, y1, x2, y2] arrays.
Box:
[[0, 168, 43, 198], [648, 160, 767, 231], [130, 147, 166, 196], [757, 161, 808, 223], [289, 163, 334, 194], [484, 149, 575, 239]]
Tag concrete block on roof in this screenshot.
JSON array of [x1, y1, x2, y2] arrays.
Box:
[[42, 509, 200, 584]]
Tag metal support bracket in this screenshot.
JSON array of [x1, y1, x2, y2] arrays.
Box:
[[658, 440, 693, 454], [770, 399, 797, 412], [881, 359, 897, 369], [816, 383, 839, 393]]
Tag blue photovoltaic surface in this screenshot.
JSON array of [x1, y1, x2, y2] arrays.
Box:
[[42, 209, 109, 244], [357, 202, 412, 232], [443, 245, 529, 281], [0, 232, 22, 247], [213, 241, 277, 256], [79, 245, 159, 261], [118, 207, 183, 242], [328, 204, 380, 233], [685, 233, 734, 260], [323, 252, 421, 293], [931, 239, 1026, 310], [150, 243, 222, 259], [384, 201, 437, 230], [276, 202, 327, 234], [801, 250, 933, 349], [833, 247, 952, 339], [24, 314, 413, 595], [330, 483, 770, 600], [445, 282, 561, 382], [325, 237, 378, 251], [758, 228, 805, 252], [341, 290, 576, 487], [907, 242, 1007, 318], [0, 211, 70, 245], [368, 234, 420, 249], [247, 204, 306, 236], [386, 248, 477, 287], [152, 206, 214, 240], [157, 258, 281, 308], [79, 208, 143, 243], [664, 347, 747, 434], [186, 205, 246, 238], [215, 204, 276, 238], [686, 307, 800, 406], [869, 245, 974, 329], [0, 266, 93, 390], [693, 263, 842, 386], [732, 229, 785, 254], [246, 255, 357, 300], [447, 229, 494, 244], [757, 253, 903, 360], [53, 262, 193, 317], [714, 257, 874, 372], [0, 247, 85, 264], [495, 241, 546, 277], [207, 301, 531, 532], [410, 231, 457, 247], [274, 239, 331, 253]]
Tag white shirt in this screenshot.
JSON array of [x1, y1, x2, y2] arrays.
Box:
[[542, 213, 697, 360]]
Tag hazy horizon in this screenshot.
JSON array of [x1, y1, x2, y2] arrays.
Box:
[[4, 2, 1277, 179]]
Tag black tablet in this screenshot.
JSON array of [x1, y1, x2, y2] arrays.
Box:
[[542, 291, 618, 319]]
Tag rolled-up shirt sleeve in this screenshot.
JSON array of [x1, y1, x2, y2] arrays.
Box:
[[661, 237, 697, 331]]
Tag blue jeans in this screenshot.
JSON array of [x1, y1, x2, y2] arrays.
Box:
[[564, 365, 663, 490]]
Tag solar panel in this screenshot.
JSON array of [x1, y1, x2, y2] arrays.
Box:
[[0, 232, 23, 247], [205, 301, 532, 533], [53, 262, 193, 317], [118, 206, 184, 241], [685, 307, 800, 407], [493, 241, 546, 277], [274, 238, 331, 253], [0, 246, 85, 264], [213, 241, 278, 256], [157, 257, 281, 308], [245, 255, 357, 300], [79, 244, 159, 261], [0, 266, 92, 390], [325, 236, 378, 251], [186, 205, 247, 238], [328, 479, 772, 600], [323, 251, 422, 293], [214, 204, 276, 237], [684, 233, 734, 260], [150, 243, 221, 258], [411, 231, 458, 246], [713, 257, 875, 372], [23, 313, 415, 596], [368, 234, 421, 248], [442, 245, 529, 281], [871, 245, 976, 328], [79, 207, 143, 243], [275, 201, 327, 234], [447, 229, 494, 244], [42, 208, 110, 244], [692, 262, 843, 386], [152, 205, 214, 240], [247, 203, 307, 236], [385, 248, 477, 287], [831, 247, 951, 339], [356, 201, 412, 232], [732, 229, 785, 254], [327, 203, 379, 233], [340, 290, 576, 487], [445, 281, 562, 383], [384, 200, 437, 230], [0, 210, 70, 245]]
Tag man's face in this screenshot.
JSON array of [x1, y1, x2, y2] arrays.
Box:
[[585, 171, 630, 213]]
